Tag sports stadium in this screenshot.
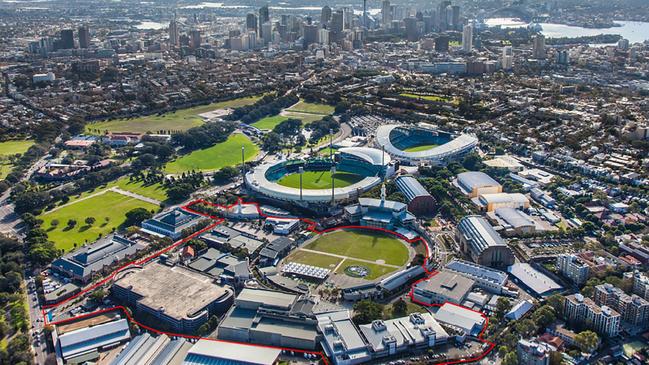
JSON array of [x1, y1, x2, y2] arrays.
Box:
[[244, 147, 394, 204], [375, 124, 478, 166]]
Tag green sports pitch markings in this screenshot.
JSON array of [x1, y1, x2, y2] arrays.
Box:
[[276, 170, 363, 189], [85, 95, 262, 134], [284, 250, 343, 269], [251, 115, 288, 130], [39, 191, 159, 252], [402, 143, 439, 152], [164, 133, 259, 174], [335, 259, 397, 280], [304, 230, 409, 266]]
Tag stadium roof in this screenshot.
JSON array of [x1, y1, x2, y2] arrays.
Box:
[[338, 146, 391, 165], [358, 197, 407, 212], [375, 124, 478, 162], [183, 340, 281, 365]]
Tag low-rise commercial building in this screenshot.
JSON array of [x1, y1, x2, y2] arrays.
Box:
[[55, 318, 131, 363], [141, 208, 202, 240], [507, 263, 562, 298], [477, 192, 529, 212], [456, 171, 502, 198], [433, 303, 486, 336], [413, 270, 475, 305], [444, 259, 509, 294]]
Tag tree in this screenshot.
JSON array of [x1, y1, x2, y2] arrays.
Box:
[[85, 217, 96, 225], [352, 300, 384, 325], [532, 305, 557, 328], [124, 207, 153, 226], [501, 352, 517, 365], [574, 330, 599, 353], [66, 219, 77, 228], [392, 298, 408, 317], [213, 166, 239, 183], [166, 183, 194, 202], [546, 294, 564, 315], [495, 297, 512, 318], [90, 289, 108, 302]]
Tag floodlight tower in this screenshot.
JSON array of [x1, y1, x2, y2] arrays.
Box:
[[241, 146, 246, 187], [329, 128, 334, 160], [330, 165, 336, 205], [299, 166, 304, 201]]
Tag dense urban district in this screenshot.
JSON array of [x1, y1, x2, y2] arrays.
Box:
[[0, 0, 648, 364]]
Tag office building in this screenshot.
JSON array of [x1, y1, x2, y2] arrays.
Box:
[[303, 24, 319, 48], [141, 208, 202, 240], [517, 339, 551, 365], [451, 5, 461, 30], [404, 17, 419, 41], [169, 19, 179, 47], [556, 49, 570, 65], [190, 29, 201, 49], [317, 310, 371, 364], [258, 5, 269, 38], [564, 294, 620, 337], [60, 29, 75, 49], [111, 262, 234, 333], [413, 269, 475, 305], [261, 22, 272, 45], [556, 254, 590, 285], [381, 0, 392, 29], [462, 24, 472, 52], [502, 46, 513, 70], [246, 13, 258, 32], [533, 34, 546, 59], [593, 283, 649, 329], [456, 215, 514, 268], [78, 25, 90, 48], [218, 288, 319, 350], [435, 35, 449, 52], [321, 5, 332, 24], [319, 28, 330, 45]]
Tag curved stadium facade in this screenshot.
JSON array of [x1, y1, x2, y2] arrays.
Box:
[[245, 147, 393, 204], [375, 124, 478, 166]]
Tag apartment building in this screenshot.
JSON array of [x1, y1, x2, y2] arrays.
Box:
[[593, 283, 649, 329], [564, 294, 620, 337]]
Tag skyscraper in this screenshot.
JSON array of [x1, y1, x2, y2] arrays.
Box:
[[60, 29, 74, 49], [435, 35, 449, 52], [451, 5, 460, 30], [303, 24, 319, 49], [169, 19, 179, 47], [381, 0, 391, 29], [190, 29, 201, 49], [321, 6, 332, 25], [462, 24, 473, 53], [261, 22, 272, 45], [502, 46, 513, 70], [437, 1, 451, 31], [533, 34, 546, 59], [246, 13, 258, 33], [78, 25, 90, 48], [259, 5, 270, 38], [404, 17, 419, 41]]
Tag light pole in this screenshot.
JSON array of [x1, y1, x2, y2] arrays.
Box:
[[299, 166, 304, 201], [329, 128, 333, 161], [241, 146, 246, 187], [330, 165, 336, 205]]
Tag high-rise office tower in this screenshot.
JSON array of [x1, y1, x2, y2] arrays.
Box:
[[381, 0, 391, 29], [190, 29, 201, 49], [533, 34, 546, 59], [451, 5, 460, 30], [404, 17, 419, 41], [303, 24, 319, 49], [462, 24, 473, 52], [319, 28, 330, 45], [321, 6, 332, 25], [342, 7, 353, 30], [169, 19, 179, 47], [437, 1, 451, 30], [435, 35, 449, 52], [502, 46, 513, 70], [261, 22, 272, 45], [78, 25, 90, 48], [60, 29, 74, 49], [246, 13, 258, 32], [259, 5, 270, 38]]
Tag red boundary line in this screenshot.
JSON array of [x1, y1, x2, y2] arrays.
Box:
[[40, 198, 495, 365]]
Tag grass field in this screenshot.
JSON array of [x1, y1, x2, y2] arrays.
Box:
[[284, 250, 343, 269], [400, 93, 458, 105], [109, 178, 168, 201], [164, 133, 258, 174], [335, 259, 397, 280], [0, 140, 35, 179], [251, 115, 289, 130], [40, 191, 159, 252], [282, 112, 325, 124], [85, 96, 262, 134], [403, 143, 439, 152], [305, 230, 409, 266], [276, 170, 363, 189], [286, 101, 335, 115]]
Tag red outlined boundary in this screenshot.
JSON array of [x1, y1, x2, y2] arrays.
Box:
[[40, 198, 496, 365]]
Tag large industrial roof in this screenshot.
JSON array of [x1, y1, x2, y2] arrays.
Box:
[[415, 270, 475, 304], [395, 175, 432, 201], [183, 340, 281, 365], [456, 171, 501, 190], [236, 288, 296, 309], [445, 259, 508, 287], [375, 124, 478, 162], [434, 303, 485, 336], [494, 207, 535, 229], [507, 263, 563, 296], [457, 215, 507, 253], [59, 318, 130, 360]]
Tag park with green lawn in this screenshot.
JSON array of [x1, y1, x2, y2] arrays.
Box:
[[251, 115, 288, 130], [304, 230, 409, 266], [249, 100, 335, 131], [400, 93, 458, 105], [0, 140, 34, 179], [164, 133, 258, 174], [85, 95, 261, 134], [39, 191, 159, 252], [286, 101, 335, 115], [276, 170, 363, 189]]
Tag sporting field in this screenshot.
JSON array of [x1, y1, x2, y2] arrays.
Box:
[[164, 133, 258, 174], [285, 101, 335, 115], [276, 170, 363, 189], [304, 230, 409, 266], [282, 111, 325, 124], [335, 259, 397, 280], [0, 140, 34, 156], [251, 115, 288, 130], [403, 143, 439, 152], [284, 250, 342, 269], [39, 191, 159, 252], [85, 95, 261, 134]]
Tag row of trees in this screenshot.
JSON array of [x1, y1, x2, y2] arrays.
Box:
[[171, 121, 238, 151], [225, 94, 298, 125]]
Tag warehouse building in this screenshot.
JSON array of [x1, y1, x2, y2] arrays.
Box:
[[456, 171, 502, 198], [394, 175, 435, 216], [54, 317, 131, 363], [488, 207, 536, 236], [217, 288, 319, 350], [109, 333, 192, 365], [412, 270, 476, 305], [444, 259, 509, 295], [456, 216, 515, 268], [111, 262, 234, 333], [433, 303, 486, 336], [476, 192, 529, 212], [507, 263, 562, 297], [182, 339, 282, 365]]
